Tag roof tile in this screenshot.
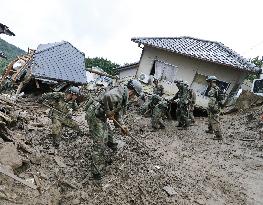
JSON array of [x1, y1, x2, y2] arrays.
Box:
[[131, 37, 260, 73]]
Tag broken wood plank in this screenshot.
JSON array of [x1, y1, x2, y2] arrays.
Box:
[[163, 186, 176, 196], [54, 156, 67, 168], [0, 165, 38, 189], [33, 174, 42, 193], [240, 138, 256, 142]]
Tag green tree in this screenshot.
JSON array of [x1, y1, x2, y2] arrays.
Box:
[[85, 57, 119, 75], [251, 56, 263, 68], [0, 38, 25, 74], [245, 56, 263, 82]]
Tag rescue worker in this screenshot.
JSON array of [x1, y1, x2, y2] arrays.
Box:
[[172, 80, 190, 129], [140, 94, 162, 117], [153, 78, 164, 96], [38, 86, 81, 148], [206, 76, 224, 140], [85, 79, 142, 180], [151, 98, 168, 131], [188, 87, 196, 124]]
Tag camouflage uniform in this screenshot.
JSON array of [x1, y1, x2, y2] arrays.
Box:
[[207, 84, 223, 138], [39, 92, 80, 146], [140, 94, 162, 116], [85, 86, 128, 178], [151, 99, 168, 130], [188, 88, 196, 124], [153, 84, 164, 96], [173, 84, 190, 128]]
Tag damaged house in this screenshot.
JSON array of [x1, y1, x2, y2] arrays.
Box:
[[132, 37, 260, 108], [0, 41, 87, 94], [117, 62, 139, 79]]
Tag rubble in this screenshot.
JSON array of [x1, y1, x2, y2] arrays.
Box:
[[163, 186, 176, 196], [0, 88, 262, 204], [0, 143, 22, 170], [0, 41, 87, 95]]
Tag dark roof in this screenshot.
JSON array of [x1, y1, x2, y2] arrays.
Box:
[[30, 41, 87, 84], [117, 62, 139, 71], [131, 37, 260, 73]]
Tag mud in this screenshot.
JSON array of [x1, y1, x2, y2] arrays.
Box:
[[0, 96, 263, 205]]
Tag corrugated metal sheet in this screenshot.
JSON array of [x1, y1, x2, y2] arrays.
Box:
[[131, 37, 260, 73], [30, 41, 87, 84]]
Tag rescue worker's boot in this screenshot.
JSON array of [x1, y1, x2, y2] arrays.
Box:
[[50, 134, 60, 148], [160, 124, 165, 129], [107, 141, 118, 152], [205, 129, 214, 134], [107, 134, 118, 152], [213, 131, 223, 140], [92, 173, 102, 180], [205, 125, 214, 134]]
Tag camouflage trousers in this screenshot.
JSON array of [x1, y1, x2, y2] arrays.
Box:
[[85, 103, 113, 177], [51, 115, 80, 143], [151, 106, 166, 129], [207, 108, 221, 134], [189, 104, 195, 123], [140, 101, 152, 116], [176, 103, 189, 127]]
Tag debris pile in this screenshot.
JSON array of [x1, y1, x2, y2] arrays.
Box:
[[0, 90, 263, 204]]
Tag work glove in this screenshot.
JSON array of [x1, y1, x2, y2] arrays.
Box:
[[106, 111, 115, 120], [121, 125, 129, 136]]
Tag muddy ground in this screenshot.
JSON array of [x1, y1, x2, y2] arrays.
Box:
[[0, 97, 263, 205]]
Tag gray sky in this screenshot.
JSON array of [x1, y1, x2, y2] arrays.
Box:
[[1, 0, 263, 65]]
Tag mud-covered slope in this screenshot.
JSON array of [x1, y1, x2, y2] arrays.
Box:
[[0, 97, 263, 205]]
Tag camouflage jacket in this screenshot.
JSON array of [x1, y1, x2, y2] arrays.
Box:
[[207, 85, 222, 113], [148, 94, 163, 108], [172, 85, 190, 104], [189, 88, 196, 106], [39, 92, 78, 118], [153, 84, 164, 96], [86, 86, 128, 123], [102, 86, 128, 115], [156, 99, 168, 111]]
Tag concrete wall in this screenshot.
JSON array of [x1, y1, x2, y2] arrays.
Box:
[[137, 46, 248, 107]]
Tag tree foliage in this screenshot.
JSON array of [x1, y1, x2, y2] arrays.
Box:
[[245, 56, 263, 82], [0, 38, 25, 74], [85, 57, 119, 75], [250, 56, 263, 68]]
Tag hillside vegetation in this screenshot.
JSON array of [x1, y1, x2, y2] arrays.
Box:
[[0, 38, 25, 73]]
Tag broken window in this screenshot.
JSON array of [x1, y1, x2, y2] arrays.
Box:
[[191, 73, 208, 95], [151, 60, 178, 82], [253, 79, 263, 93]]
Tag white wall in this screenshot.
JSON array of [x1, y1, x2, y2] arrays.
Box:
[[119, 67, 138, 79]]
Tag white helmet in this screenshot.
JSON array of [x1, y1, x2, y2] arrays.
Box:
[[183, 81, 189, 86], [68, 86, 80, 95]]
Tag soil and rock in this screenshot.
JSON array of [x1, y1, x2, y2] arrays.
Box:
[[0, 96, 263, 205]]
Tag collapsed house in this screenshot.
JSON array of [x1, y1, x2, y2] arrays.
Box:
[[0, 41, 87, 94], [131, 36, 261, 108]]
